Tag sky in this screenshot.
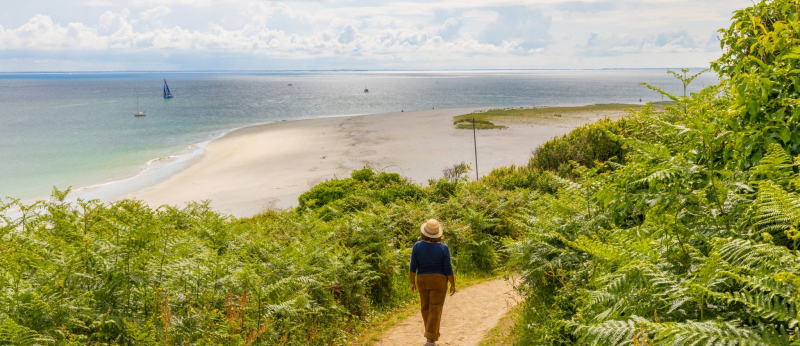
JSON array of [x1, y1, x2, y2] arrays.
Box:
[[0, 0, 752, 71]]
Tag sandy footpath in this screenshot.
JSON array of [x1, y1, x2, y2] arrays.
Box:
[[126, 107, 600, 216], [374, 278, 521, 346]]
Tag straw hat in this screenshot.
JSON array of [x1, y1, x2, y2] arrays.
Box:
[[420, 219, 444, 239]]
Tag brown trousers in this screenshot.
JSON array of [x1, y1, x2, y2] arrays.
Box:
[[416, 274, 448, 341]]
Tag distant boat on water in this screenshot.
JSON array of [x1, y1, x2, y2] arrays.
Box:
[[364, 87, 369, 93], [288, 83, 293, 86], [134, 93, 146, 117], [163, 79, 174, 99]]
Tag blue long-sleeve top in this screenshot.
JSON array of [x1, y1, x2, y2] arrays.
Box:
[[410, 241, 454, 276]]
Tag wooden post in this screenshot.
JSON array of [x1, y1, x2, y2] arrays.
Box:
[[473, 118, 479, 180]]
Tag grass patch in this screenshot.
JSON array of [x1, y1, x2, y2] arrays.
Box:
[[454, 119, 508, 130], [453, 103, 660, 130], [478, 302, 523, 346], [354, 302, 418, 346], [652, 100, 677, 106]]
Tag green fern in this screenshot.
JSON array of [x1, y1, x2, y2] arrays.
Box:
[[753, 181, 800, 245], [654, 320, 788, 346], [578, 316, 648, 346], [49, 186, 72, 203], [0, 318, 52, 346], [751, 144, 797, 188], [707, 290, 798, 328], [580, 318, 790, 346]]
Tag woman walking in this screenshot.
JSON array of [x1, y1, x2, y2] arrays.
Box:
[[410, 219, 456, 346]]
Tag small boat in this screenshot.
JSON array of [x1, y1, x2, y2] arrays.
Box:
[[364, 87, 369, 93], [134, 93, 146, 117], [288, 83, 293, 86], [163, 79, 173, 99]]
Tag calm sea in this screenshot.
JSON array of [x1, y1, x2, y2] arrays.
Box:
[[0, 70, 717, 200]]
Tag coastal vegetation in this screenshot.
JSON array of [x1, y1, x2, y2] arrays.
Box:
[[452, 103, 667, 130], [453, 118, 508, 130], [511, 0, 800, 344], [2, 0, 799, 345], [0, 166, 524, 345]]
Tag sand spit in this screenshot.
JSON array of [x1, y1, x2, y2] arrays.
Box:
[[127, 106, 614, 216]]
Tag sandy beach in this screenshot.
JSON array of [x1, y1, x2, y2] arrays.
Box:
[[126, 107, 620, 217]]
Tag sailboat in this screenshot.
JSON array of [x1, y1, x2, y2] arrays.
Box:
[[134, 93, 146, 117], [163, 79, 174, 99]]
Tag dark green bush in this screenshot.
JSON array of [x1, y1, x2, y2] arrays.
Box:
[[446, 227, 498, 274], [375, 171, 402, 185], [713, 0, 800, 166], [351, 166, 376, 181], [369, 183, 424, 204], [297, 178, 357, 210], [528, 118, 625, 175], [482, 165, 558, 193], [300, 167, 424, 216], [428, 178, 459, 199]]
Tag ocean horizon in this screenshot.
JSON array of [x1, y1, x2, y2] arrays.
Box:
[[0, 66, 711, 74], [0, 69, 717, 202], [0, 67, 714, 73]]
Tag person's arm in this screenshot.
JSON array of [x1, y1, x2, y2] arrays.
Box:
[[410, 244, 418, 292], [443, 245, 455, 295], [447, 275, 455, 296]]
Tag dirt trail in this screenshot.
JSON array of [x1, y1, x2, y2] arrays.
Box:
[[373, 279, 521, 346]]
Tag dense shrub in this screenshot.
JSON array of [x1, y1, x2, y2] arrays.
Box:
[[297, 178, 357, 210], [427, 178, 459, 199], [351, 166, 376, 181], [446, 227, 498, 273], [528, 118, 626, 175], [713, 0, 800, 166], [298, 168, 424, 218], [481, 165, 558, 193]]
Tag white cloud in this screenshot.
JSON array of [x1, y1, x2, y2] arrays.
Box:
[[479, 6, 552, 51], [0, 0, 752, 70], [98, 9, 130, 33], [83, 0, 115, 6], [0, 15, 105, 50], [140, 6, 172, 22], [337, 24, 358, 44], [131, 0, 215, 6], [437, 17, 462, 40], [359, 15, 399, 30], [580, 29, 718, 56]]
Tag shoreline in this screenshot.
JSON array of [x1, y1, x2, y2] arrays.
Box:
[[65, 111, 378, 205], [33, 103, 634, 217], [122, 105, 623, 216], [60, 106, 497, 203], [123, 107, 488, 215]]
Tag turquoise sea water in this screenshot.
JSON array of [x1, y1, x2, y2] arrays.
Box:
[[0, 70, 717, 200]]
